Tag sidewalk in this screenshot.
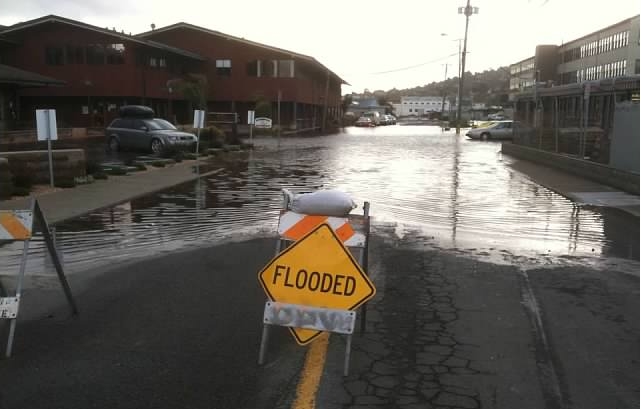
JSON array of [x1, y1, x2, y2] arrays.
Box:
[[0, 159, 222, 225], [506, 158, 640, 217]]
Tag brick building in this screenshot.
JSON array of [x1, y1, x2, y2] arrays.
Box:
[[0, 15, 206, 128], [137, 22, 346, 130], [0, 15, 346, 131]]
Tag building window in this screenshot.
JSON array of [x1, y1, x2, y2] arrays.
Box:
[[45, 45, 64, 65], [86, 44, 105, 64], [149, 57, 158, 67], [278, 60, 295, 78], [106, 44, 125, 64], [159, 58, 166, 68], [65, 45, 84, 64], [258, 60, 276, 77], [216, 59, 232, 76], [247, 60, 258, 77]]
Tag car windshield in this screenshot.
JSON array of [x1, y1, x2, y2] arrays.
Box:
[[144, 119, 177, 131]]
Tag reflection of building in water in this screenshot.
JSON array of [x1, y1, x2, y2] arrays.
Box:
[[600, 208, 640, 260]]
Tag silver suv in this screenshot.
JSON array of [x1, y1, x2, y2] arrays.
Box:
[[106, 116, 197, 154]]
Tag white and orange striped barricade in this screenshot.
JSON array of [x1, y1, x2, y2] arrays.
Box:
[[0, 199, 77, 357], [258, 190, 372, 376]]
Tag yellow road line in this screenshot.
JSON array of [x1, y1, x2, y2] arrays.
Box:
[[291, 333, 330, 409]]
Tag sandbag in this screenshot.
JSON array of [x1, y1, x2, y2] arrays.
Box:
[[284, 189, 357, 216]]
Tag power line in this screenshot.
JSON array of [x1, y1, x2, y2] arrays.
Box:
[[368, 53, 459, 75]]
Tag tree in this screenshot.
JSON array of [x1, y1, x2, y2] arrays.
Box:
[[253, 94, 272, 118], [168, 74, 208, 110]]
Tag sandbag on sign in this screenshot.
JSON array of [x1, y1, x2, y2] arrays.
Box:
[[283, 189, 357, 216]]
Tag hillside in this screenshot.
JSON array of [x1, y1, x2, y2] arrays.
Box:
[[375, 67, 511, 106]]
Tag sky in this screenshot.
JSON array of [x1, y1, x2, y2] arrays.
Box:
[[0, 0, 638, 94]]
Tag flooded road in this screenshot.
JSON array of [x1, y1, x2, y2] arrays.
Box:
[[1, 125, 638, 284]]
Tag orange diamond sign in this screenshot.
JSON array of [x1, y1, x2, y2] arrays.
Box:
[[258, 223, 376, 345]]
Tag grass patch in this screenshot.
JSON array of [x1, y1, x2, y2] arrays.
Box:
[[151, 161, 166, 168]]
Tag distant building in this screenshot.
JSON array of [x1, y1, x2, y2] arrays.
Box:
[[396, 96, 450, 117]]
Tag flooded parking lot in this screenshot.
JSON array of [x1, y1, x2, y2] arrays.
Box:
[[1, 125, 638, 284]]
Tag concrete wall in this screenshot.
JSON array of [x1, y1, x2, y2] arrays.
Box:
[[610, 101, 639, 172], [501, 143, 639, 194], [0, 149, 86, 185]]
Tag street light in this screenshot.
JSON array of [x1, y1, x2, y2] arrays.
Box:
[[456, 1, 479, 135]]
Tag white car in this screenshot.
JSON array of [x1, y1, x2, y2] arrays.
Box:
[[465, 120, 514, 140]]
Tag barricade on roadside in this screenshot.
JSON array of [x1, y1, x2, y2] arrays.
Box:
[[256, 189, 375, 376], [0, 199, 78, 357]]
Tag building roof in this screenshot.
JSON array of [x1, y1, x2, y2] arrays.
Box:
[[136, 22, 348, 85], [0, 15, 206, 61], [0, 63, 65, 87]]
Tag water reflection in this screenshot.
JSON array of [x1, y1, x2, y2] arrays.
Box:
[[0, 125, 638, 284]]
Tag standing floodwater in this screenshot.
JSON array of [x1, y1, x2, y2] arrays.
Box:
[[1, 125, 638, 281]]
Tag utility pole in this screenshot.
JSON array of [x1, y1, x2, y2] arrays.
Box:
[[456, 0, 478, 135], [440, 63, 450, 119]]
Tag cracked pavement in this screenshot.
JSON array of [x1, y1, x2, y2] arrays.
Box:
[[316, 232, 639, 409]]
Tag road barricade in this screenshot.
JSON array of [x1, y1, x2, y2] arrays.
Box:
[[257, 190, 375, 375], [0, 199, 77, 357]]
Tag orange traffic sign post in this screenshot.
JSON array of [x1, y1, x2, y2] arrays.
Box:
[[259, 223, 375, 344]]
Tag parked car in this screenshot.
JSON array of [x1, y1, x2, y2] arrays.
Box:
[[106, 106, 197, 154], [355, 117, 375, 127], [385, 114, 397, 125], [465, 120, 514, 140], [363, 111, 381, 126]]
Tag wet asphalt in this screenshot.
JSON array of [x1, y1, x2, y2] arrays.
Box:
[[0, 230, 636, 409]]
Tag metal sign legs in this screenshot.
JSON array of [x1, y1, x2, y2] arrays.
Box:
[[2, 199, 78, 358]]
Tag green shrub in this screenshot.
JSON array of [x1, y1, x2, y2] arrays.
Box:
[[12, 173, 34, 189], [135, 163, 147, 171], [12, 186, 31, 196], [108, 167, 128, 175], [86, 161, 101, 175], [152, 161, 166, 168], [55, 180, 76, 189], [93, 172, 108, 180], [254, 98, 272, 118]]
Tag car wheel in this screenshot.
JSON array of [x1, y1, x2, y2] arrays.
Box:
[[108, 137, 120, 152], [480, 132, 490, 140], [150, 138, 164, 154]]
